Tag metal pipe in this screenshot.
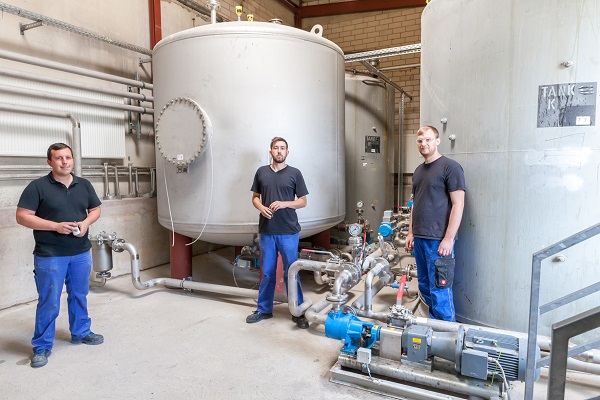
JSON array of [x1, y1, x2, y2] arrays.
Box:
[[337, 353, 502, 399], [112, 164, 121, 198], [398, 93, 405, 207], [0, 84, 153, 114], [175, 0, 223, 22], [0, 48, 153, 89], [287, 259, 329, 317], [305, 298, 331, 325], [0, 103, 82, 176], [207, 0, 220, 24], [112, 240, 258, 298], [0, 67, 153, 102], [351, 276, 388, 310], [313, 270, 330, 285], [0, 2, 152, 56], [364, 259, 391, 312]]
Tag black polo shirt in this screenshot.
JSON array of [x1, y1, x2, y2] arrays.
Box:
[[251, 165, 308, 235], [18, 173, 102, 257]]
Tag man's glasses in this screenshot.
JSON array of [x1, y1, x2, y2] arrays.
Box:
[[416, 138, 435, 144]]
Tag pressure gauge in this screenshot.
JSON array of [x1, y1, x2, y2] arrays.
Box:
[[356, 201, 363, 208], [348, 223, 362, 237]]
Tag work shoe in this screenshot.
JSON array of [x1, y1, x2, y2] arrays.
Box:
[[31, 349, 51, 368], [292, 315, 309, 329], [246, 311, 273, 323], [72, 332, 104, 345]]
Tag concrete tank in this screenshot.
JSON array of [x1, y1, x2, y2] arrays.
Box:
[[152, 22, 345, 246], [421, 0, 600, 338], [344, 73, 394, 232]]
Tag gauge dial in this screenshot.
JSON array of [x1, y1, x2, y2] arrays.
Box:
[[348, 223, 362, 237], [356, 201, 363, 208]]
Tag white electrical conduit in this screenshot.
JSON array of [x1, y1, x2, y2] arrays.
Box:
[[0, 84, 153, 114], [0, 103, 82, 176], [0, 67, 153, 102], [111, 240, 258, 299], [0, 48, 152, 89]]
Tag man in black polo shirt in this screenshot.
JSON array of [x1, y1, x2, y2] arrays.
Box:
[[246, 137, 310, 329], [16, 143, 103, 368]]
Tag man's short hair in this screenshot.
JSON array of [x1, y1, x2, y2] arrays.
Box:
[[270, 136, 288, 149], [47, 143, 73, 160], [417, 125, 439, 139]]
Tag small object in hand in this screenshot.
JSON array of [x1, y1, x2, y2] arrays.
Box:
[[72, 225, 80, 235]]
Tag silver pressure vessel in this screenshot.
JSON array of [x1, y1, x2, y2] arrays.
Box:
[[152, 22, 345, 245]]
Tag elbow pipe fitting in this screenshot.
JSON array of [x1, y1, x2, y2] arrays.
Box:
[[363, 258, 391, 312], [288, 260, 328, 317], [305, 298, 331, 325]]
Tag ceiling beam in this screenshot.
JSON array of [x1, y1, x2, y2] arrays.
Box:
[[297, 0, 426, 19], [274, 0, 298, 13]]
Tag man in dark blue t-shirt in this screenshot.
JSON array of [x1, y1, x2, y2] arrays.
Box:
[[16, 143, 103, 368], [246, 137, 309, 329], [406, 126, 466, 322]]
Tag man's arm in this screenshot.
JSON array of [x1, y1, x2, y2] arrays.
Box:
[[269, 195, 307, 212], [438, 190, 465, 257], [405, 206, 414, 251], [252, 192, 273, 219], [16, 207, 78, 235]]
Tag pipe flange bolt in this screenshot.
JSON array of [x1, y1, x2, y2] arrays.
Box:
[[326, 293, 349, 304], [111, 238, 126, 253], [155, 97, 212, 167]]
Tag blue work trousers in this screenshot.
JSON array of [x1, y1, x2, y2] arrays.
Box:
[[32, 251, 93, 352], [257, 233, 303, 314], [413, 238, 456, 321]]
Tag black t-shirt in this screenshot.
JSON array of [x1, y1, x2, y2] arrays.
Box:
[[411, 156, 466, 240], [251, 165, 309, 234], [18, 173, 102, 256]]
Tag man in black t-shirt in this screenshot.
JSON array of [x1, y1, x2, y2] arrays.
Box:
[[16, 143, 103, 368], [406, 126, 466, 321], [246, 137, 310, 329]]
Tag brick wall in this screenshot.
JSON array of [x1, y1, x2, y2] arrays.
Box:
[[300, 3, 425, 204], [216, 0, 294, 25]]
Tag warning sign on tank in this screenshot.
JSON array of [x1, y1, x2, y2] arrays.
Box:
[[538, 82, 596, 127], [365, 135, 380, 154]]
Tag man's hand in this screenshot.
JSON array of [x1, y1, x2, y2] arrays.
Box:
[[260, 205, 273, 219], [438, 238, 453, 257], [405, 233, 414, 251], [269, 201, 288, 212], [55, 221, 80, 235]]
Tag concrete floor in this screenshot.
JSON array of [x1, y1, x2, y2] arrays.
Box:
[[0, 247, 599, 400]]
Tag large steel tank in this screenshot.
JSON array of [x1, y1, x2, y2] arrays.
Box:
[[421, 0, 600, 338], [152, 22, 345, 246], [344, 73, 394, 231]]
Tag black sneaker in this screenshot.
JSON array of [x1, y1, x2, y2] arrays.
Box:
[[246, 311, 273, 323], [292, 315, 309, 329], [72, 332, 104, 345], [31, 349, 51, 368]]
